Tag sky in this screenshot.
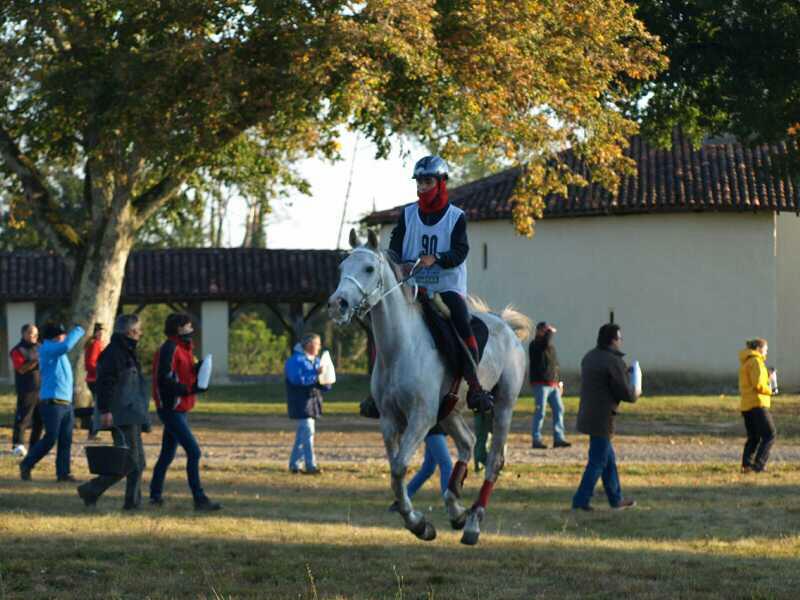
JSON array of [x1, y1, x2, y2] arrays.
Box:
[[224, 131, 426, 250]]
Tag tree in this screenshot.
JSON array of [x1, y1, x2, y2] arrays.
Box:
[[624, 0, 800, 161], [0, 1, 663, 400]]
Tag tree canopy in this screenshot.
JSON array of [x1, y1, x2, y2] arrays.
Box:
[[626, 0, 800, 161]]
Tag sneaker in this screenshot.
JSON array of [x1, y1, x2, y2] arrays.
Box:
[[553, 439, 572, 448], [289, 467, 300, 474], [532, 440, 548, 449], [19, 464, 31, 481], [194, 498, 222, 512], [77, 484, 97, 507], [388, 500, 400, 513], [572, 504, 593, 512], [122, 501, 141, 511], [149, 497, 164, 507], [611, 498, 636, 510], [741, 465, 753, 474], [753, 464, 768, 473], [11, 444, 27, 458], [302, 467, 322, 476], [57, 474, 78, 483]]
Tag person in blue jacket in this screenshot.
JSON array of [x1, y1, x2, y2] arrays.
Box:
[[20, 322, 85, 482], [285, 333, 330, 475]]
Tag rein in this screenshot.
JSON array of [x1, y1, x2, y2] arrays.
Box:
[[343, 248, 419, 318]]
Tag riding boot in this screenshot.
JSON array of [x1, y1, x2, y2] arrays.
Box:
[[463, 341, 493, 413]]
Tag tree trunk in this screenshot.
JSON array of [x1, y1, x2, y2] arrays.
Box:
[[69, 205, 137, 408]]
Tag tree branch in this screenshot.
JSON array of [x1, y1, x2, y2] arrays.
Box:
[[0, 124, 80, 265]]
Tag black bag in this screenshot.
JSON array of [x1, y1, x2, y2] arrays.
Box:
[[85, 427, 136, 477]]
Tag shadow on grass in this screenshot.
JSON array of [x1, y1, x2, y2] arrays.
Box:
[[1, 516, 799, 599]]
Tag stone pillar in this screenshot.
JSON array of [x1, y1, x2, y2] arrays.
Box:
[[200, 301, 230, 384], [4, 302, 36, 382]]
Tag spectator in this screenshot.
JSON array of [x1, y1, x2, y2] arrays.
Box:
[[9, 324, 43, 457], [19, 322, 85, 482], [738, 338, 776, 473], [391, 426, 453, 510], [149, 313, 221, 511], [83, 322, 106, 438], [285, 333, 330, 475], [571, 323, 637, 511], [77, 314, 148, 509], [529, 322, 570, 449]]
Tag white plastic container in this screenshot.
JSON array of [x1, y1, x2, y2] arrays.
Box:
[[629, 360, 642, 396], [318, 350, 336, 385], [197, 354, 213, 390]]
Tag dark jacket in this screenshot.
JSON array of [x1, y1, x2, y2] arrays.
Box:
[[95, 333, 150, 427], [576, 346, 636, 437], [529, 331, 559, 385], [152, 337, 198, 412], [285, 345, 329, 419], [388, 203, 469, 268], [10, 340, 40, 395]]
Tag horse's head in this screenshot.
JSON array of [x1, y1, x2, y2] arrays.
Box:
[[328, 228, 386, 325]]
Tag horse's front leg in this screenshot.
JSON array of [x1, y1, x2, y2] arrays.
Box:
[[389, 410, 437, 541], [461, 403, 512, 546], [439, 411, 475, 530]]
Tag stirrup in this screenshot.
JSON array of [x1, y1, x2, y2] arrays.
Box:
[[467, 388, 494, 413]]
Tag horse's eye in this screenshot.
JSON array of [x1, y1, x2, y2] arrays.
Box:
[[365, 266, 375, 274]]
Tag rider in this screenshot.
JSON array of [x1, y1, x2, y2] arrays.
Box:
[[388, 155, 493, 413]]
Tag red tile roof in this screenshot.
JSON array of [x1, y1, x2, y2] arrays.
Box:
[[0, 248, 347, 303], [364, 129, 800, 225]]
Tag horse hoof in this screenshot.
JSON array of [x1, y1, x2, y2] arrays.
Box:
[[450, 512, 467, 531], [409, 518, 437, 541], [460, 529, 480, 546]]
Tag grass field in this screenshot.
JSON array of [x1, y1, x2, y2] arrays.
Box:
[[1, 380, 799, 599]]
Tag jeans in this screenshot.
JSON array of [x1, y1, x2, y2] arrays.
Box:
[[21, 402, 73, 479], [532, 384, 566, 442], [80, 425, 145, 507], [12, 390, 42, 448], [407, 433, 453, 498], [742, 408, 776, 470], [572, 435, 622, 508], [289, 418, 317, 470], [150, 409, 205, 502]]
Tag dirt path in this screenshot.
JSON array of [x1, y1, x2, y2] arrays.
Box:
[[54, 414, 800, 467]]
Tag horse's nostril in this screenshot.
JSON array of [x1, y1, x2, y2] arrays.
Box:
[[338, 298, 349, 311]]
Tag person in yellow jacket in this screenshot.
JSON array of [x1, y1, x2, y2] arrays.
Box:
[[738, 338, 776, 473]]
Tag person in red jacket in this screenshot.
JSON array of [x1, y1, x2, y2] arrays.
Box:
[[9, 324, 42, 457], [83, 323, 106, 438], [149, 313, 220, 511]]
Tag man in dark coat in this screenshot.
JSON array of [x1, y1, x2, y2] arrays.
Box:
[[572, 323, 638, 511], [529, 321, 570, 449], [77, 314, 149, 510], [9, 324, 43, 457]]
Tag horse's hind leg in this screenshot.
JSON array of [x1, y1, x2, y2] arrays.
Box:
[[388, 410, 438, 541], [462, 400, 513, 546], [439, 411, 475, 530]]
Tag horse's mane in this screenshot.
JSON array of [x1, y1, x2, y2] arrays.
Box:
[[381, 249, 420, 307]]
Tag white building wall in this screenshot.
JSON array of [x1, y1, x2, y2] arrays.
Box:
[[5, 302, 36, 382], [381, 212, 778, 387], [200, 301, 230, 384], [776, 213, 800, 389]]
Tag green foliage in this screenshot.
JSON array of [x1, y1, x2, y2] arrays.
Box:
[[626, 0, 800, 164], [229, 312, 290, 375]]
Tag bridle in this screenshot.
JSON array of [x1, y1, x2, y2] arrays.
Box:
[[341, 248, 419, 319]]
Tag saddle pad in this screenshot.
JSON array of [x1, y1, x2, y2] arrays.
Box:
[[420, 296, 489, 376]]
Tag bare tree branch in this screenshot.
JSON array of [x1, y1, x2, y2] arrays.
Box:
[[0, 124, 80, 266]]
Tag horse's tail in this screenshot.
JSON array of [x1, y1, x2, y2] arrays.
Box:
[[468, 295, 532, 341]]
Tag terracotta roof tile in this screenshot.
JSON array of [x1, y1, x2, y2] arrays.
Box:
[[0, 248, 346, 303], [365, 129, 800, 225]]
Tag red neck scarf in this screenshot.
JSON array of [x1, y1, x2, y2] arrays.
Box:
[[417, 179, 449, 214]]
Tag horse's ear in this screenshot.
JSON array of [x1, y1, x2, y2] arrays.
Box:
[[349, 228, 359, 248], [367, 229, 379, 250]]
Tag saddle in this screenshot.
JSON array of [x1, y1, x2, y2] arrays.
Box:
[[418, 294, 490, 378]]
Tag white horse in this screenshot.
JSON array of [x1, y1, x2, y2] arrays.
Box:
[[328, 229, 530, 545]]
